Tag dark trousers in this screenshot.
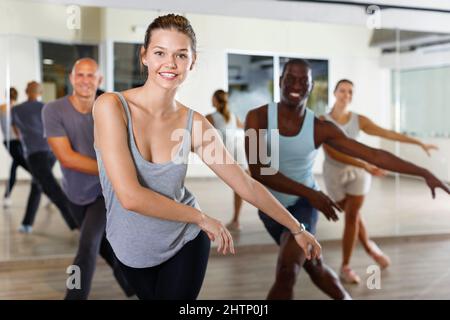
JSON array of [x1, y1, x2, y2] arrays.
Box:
[[23, 151, 77, 229], [117, 231, 210, 300], [65, 196, 133, 300], [3, 140, 29, 198]]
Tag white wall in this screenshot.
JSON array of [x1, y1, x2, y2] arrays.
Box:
[[380, 48, 450, 181], [25, 0, 450, 34], [0, 1, 102, 180], [0, 0, 101, 42], [0, 35, 41, 180], [0, 1, 397, 180], [101, 8, 389, 176]]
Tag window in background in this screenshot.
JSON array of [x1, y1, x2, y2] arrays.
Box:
[[40, 42, 98, 101], [114, 42, 146, 91], [396, 66, 450, 138], [227, 54, 274, 122]]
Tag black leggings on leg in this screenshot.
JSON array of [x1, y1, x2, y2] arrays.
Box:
[[3, 140, 29, 198], [118, 231, 211, 300], [26, 151, 77, 230], [65, 197, 133, 300]]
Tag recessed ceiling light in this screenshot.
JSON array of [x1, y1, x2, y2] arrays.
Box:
[[43, 59, 54, 65]]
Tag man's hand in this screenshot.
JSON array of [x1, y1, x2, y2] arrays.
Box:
[[307, 190, 341, 222], [424, 171, 450, 199]]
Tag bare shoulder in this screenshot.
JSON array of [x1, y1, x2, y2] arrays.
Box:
[[93, 92, 126, 121], [315, 116, 339, 131], [248, 104, 268, 117], [315, 115, 323, 124], [95, 92, 121, 108], [205, 113, 215, 126], [191, 109, 210, 125], [246, 104, 268, 129], [357, 114, 371, 126]]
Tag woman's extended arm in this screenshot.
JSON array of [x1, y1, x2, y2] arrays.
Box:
[[191, 112, 322, 260]]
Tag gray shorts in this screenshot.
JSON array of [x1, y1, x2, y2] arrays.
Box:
[[323, 161, 372, 202]]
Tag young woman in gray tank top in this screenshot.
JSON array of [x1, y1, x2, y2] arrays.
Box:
[[93, 14, 321, 300], [321, 79, 438, 284]]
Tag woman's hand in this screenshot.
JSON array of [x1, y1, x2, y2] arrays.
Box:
[[363, 163, 387, 177], [293, 230, 322, 260], [421, 143, 439, 157], [198, 213, 235, 255]]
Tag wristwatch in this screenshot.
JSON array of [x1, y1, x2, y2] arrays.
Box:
[[291, 223, 306, 236]]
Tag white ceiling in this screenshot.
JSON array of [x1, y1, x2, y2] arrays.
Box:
[[26, 0, 450, 32], [28, 0, 450, 14], [300, 0, 450, 11]]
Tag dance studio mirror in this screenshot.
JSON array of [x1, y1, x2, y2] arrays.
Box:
[[1, 1, 449, 263]]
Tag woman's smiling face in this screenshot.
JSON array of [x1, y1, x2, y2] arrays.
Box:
[[141, 28, 196, 90]]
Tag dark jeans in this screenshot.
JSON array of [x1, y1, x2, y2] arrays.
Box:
[[65, 196, 134, 300], [3, 140, 29, 198], [117, 231, 210, 300], [24, 151, 77, 229], [259, 197, 319, 245]]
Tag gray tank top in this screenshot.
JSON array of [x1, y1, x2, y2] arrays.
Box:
[[323, 112, 360, 167], [95, 92, 201, 268]]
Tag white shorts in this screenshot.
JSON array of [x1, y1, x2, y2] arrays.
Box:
[[322, 161, 372, 202]]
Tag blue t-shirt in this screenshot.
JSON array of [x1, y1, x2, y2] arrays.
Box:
[[42, 96, 101, 205], [12, 100, 49, 157]]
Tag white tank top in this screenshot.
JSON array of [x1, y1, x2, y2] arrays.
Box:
[[210, 111, 238, 136], [323, 112, 360, 167]]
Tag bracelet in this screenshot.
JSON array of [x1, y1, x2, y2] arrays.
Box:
[[291, 223, 306, 236]]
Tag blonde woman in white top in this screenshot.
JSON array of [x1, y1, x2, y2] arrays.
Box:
[[321, 79, 438, 284], [206, 89, 248, 231]]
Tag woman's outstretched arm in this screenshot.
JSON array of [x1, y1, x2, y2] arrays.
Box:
[[191, 112, 322, 260], [315, 118, 450, 199], [359, 115, 438, 156]]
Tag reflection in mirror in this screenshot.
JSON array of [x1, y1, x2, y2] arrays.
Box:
[[227, 53, 274, 121], [0, 0, 450, 301], [377, 28, 450, 235], [113, 42, 145, 91], [0, 2, 449, 272]]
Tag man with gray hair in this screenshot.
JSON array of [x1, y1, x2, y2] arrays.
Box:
[[42, 58, 133, 299]]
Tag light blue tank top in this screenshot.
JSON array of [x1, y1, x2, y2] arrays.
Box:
[[95, 92, 201, 268], [267, 102, 319, 207]]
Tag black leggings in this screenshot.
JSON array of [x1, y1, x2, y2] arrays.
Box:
[[3, 140, 29, 198], [24, 151, 77, 229], [65, 196, 133, 300], [118, 231, 210, 300]]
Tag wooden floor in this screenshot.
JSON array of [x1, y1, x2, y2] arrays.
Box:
[[1, 235, 450, 299], [1, 176, 450, 299], [2, 175, 450, 261]]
